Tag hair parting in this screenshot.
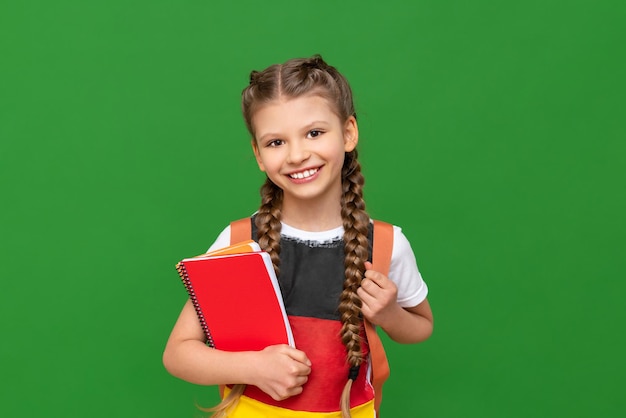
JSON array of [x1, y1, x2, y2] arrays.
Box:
[[242, 54, 356, 137]]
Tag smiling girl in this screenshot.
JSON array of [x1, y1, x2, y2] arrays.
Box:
[[163, 55, 433, 418]]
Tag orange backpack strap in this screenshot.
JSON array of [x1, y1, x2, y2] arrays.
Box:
[[230, 217, 253, 244], [365, 220, 393, 415]]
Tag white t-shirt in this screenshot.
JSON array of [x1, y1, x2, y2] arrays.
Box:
[[208, 221, 428, 308]]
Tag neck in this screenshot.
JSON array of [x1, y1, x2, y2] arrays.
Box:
[[281, 195, 343, 232]]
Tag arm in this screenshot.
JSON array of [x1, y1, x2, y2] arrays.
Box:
[[163, 299, 311, 400], [357, 262, 434, 344]]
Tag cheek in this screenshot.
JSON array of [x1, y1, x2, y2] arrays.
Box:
[[253, 150, 266, 172], [256, 151, 281, 173], [331, 143, 348, 166]]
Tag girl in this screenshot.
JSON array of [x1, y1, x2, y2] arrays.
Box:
[[163, 55, 434, 418]]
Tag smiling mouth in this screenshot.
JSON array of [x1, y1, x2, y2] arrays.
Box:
[[288, 168, 319, 179]]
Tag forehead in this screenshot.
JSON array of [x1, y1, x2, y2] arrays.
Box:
[[252, 95, 341, 135]]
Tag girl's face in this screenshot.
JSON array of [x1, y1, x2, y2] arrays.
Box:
[[251, 94, 358, 207]]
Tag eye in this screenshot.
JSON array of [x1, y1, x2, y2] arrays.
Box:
[[307, 130, 323, 138], [267, 139, 285, 147]]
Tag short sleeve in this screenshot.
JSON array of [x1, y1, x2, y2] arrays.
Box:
[[206, 225, 232, 253], [388, 225, 428, 308]]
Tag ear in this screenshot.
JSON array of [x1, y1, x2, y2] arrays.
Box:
[[251, 140, 266, 172], [343, 116, 359, 152]]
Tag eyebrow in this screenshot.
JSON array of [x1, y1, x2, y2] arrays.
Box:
[[256, 132, 281, 143], [257, 121, 331, 143], [304, 120, 330, 129]]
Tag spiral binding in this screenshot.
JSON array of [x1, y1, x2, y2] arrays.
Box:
[[175, 261, 215, 348]]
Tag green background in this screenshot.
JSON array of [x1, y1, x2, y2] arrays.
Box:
[[1, 1, 624, 417]]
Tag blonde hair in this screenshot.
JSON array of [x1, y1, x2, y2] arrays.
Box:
[[211, 55, 369, 418]]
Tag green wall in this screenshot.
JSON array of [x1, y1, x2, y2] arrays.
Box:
[[1, 1, 624, 417]]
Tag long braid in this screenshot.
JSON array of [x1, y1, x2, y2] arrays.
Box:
[[338, 149, 370, 418], [255, 177, 283, 272]]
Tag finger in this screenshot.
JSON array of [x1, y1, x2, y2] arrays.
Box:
[[357, 291, 376, 319], [357, 285, 376, 304], [287, 375, 308, 395], [359, 278, 378, 296], [284, 347, 312, 367], [296, 374, 309, 386], [288, 384, 305, 397], [364, 269, 388, 288]]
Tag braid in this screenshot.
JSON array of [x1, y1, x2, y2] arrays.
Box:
[[255, 177, 283, 275], [338, 150, 370, 417]]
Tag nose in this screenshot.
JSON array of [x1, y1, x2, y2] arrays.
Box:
[[286, 141, 310, 165]]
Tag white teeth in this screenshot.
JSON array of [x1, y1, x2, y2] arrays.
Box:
[[290, 168, 318, 179]]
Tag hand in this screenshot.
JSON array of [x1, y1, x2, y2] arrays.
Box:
[[357, 261, 401, 327], [250, 345, 311, 401]]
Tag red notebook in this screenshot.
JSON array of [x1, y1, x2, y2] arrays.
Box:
[[176, 242, 294, 351]]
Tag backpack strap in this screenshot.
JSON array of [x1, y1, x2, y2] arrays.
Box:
[[230, 217, 253, 244], [366, 220, 393, 415]]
